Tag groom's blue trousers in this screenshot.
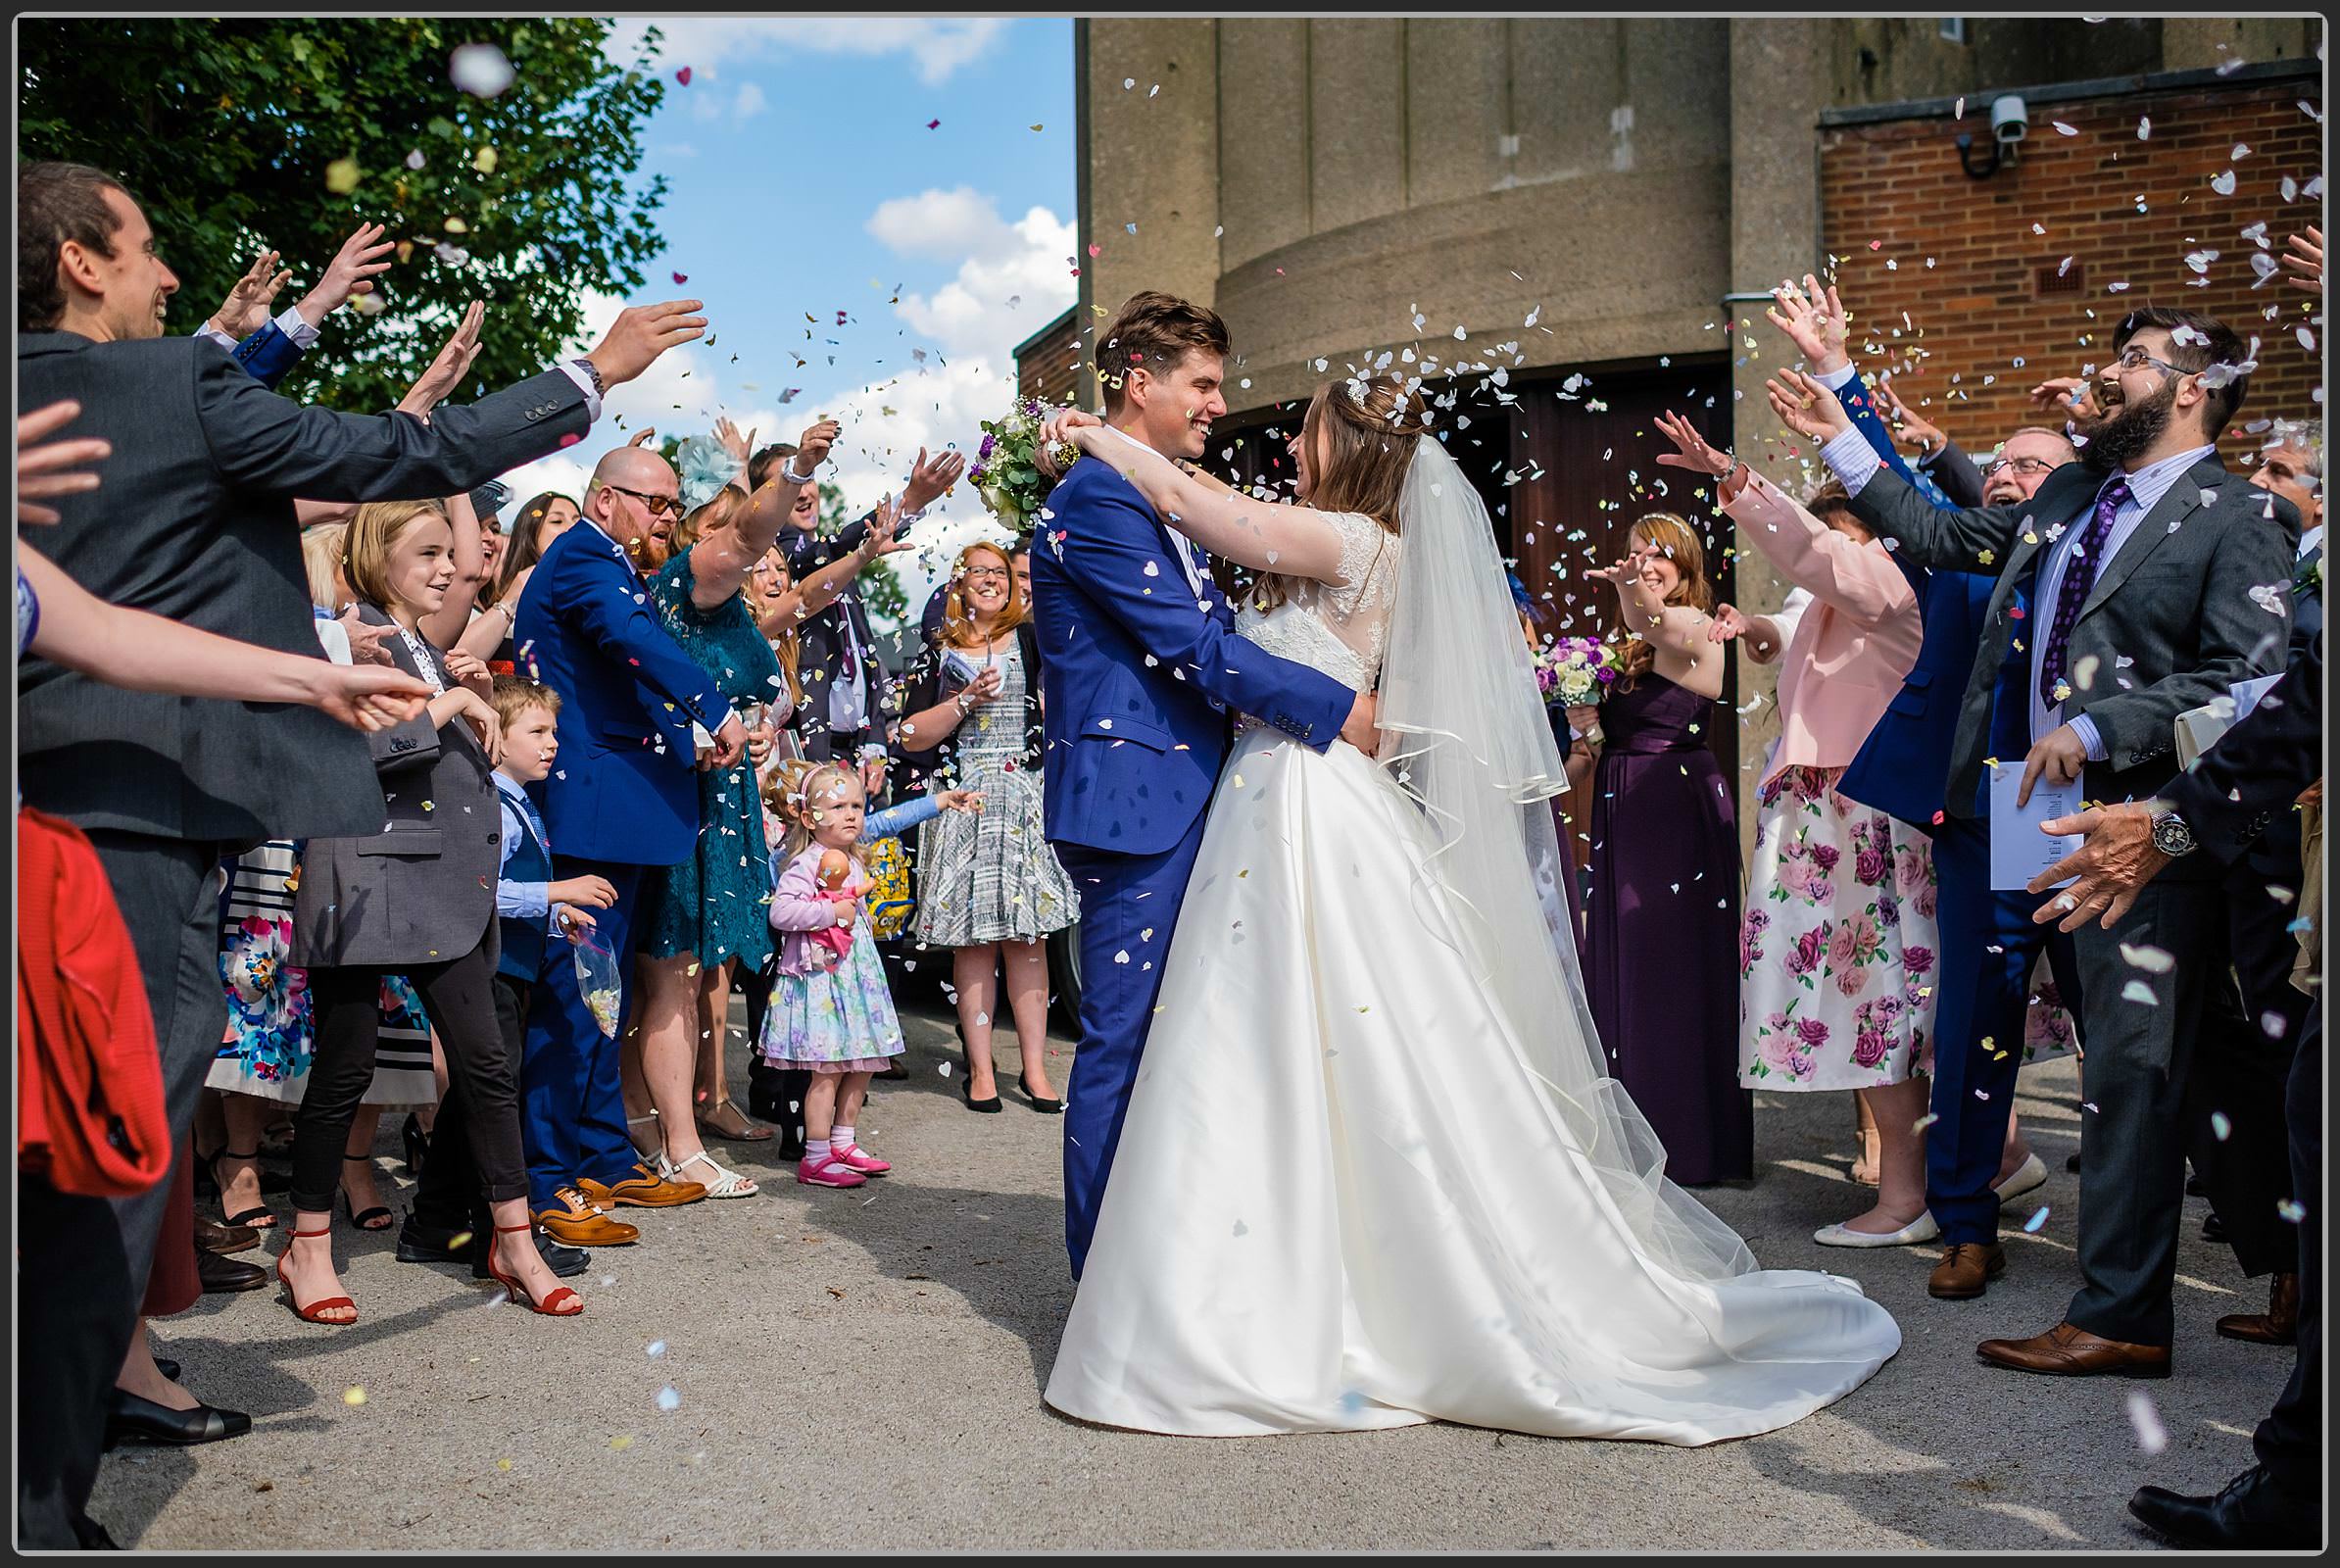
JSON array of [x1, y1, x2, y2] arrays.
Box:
[[1053, 808, 1211, 1281]]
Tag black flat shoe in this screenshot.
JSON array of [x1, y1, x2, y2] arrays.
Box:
[[962, 1083, 1002, 1113], [398, 1217, 584, 1278], [2129, 1465, 2317, 1549], [1019, 1073, 1063, 1114], [105, 1389, 252, 1447], [2203, 1210, 2228, 1243], [401, 1112, 430, 1177]]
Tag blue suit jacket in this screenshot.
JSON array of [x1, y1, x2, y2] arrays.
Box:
[[512, 524, 733, 866], [228, 320, 305, 389], [1030, 455, 1354, 858], [1831, 370, 1991, 830]]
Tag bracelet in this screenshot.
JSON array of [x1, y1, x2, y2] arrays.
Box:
[[780, 461, 817, 485]]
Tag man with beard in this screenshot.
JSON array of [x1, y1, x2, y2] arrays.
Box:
[[1783, 305, 2295, 1378]]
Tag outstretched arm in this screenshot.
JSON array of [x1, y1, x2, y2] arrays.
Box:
[[1053, 418, 1350, 583]]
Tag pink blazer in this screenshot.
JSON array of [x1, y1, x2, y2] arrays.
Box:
[[1725, 471, 1923, 788], [767, 845, 868, 978]]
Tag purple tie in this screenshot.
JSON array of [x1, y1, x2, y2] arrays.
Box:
[[2038, 477, 2130, 709]]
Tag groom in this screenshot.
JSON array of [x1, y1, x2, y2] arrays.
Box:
[[1030, 290, 1377, 1278]]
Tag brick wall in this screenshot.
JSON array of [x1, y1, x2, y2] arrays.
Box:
[[1818, 72, 2324, 470], [1014, 307, 1090, 411]]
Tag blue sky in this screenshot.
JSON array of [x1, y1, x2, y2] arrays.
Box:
[[504, 17, 1077, 612]]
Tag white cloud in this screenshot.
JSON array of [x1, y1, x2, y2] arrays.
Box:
[[606, 17, 1008, 85], [891, 203, 1077, 361], [655, 140, 700, 159], [866, 186, 1016, 263], [692, 79, 767, 124], [732, 81, 767, 123]]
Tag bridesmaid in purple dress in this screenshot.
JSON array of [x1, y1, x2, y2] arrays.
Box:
[[1581, 514, 1750, 1185]]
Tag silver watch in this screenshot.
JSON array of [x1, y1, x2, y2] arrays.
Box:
[[2149, 808, 2198, 858]]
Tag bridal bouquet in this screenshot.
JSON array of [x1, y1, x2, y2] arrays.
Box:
[[1534, 637, 1622, 708], [968, 398, 1068, 536]]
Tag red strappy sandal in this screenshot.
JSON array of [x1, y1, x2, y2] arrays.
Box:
[[484, 1221, 583, 1316], [275, 1226, 358, 1325]]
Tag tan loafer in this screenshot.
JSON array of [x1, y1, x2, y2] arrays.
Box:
[[2216, 1273, 2300, 1346], [1977, 1320, 2171, 1378], [579, 1162, 707, 1209], [533, 1186, 640, 1248], [1927, 1242, 2006, 1299]]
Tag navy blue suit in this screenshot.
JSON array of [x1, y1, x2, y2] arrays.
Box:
[[226, 319, 305, 389], [1822, 370, 2086, 1249], [1031, 455, 1353, 1276], [510, 522, 732, 1206]]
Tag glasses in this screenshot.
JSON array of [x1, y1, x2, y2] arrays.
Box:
[[1983, 455, 2060, 478], [602, 482, 682, 518], [2114, 345, 2188, 377], [962, 566, 1012, 583]]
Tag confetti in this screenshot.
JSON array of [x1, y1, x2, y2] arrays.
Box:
[[2211, 170, 2238, 196], [671, 271, 687, 284], [609, 1435, 634, 1451], [2118, 943, 2173, 973], [675, 66, 692, 85], [646, 1340, 667, 1357], [2126, 1390, 2169, 1454], [472, 146, 498, 174], [2120, 980, 2159, 1004], [405, 148, 426, 171], [2211, 1111, 2232, 1142], [324, 158, 361, 195], [343, 1386, 367, 1406], [657, 1386, 681, 1411], [2278, 1199, 2307, 1223], [2022, 1205, 2050, 1233], [449, 43, 514, 99]]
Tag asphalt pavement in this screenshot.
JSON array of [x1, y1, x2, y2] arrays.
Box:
[[86, 1002, 2292, 1551]]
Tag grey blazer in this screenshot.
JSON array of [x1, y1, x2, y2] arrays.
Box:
[[290, 608, 502, 970], [1848, 457, 2297, 873], [15, 329, 588, 845]]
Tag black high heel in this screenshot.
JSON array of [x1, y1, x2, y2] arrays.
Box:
[[401, 1112, 430, 1176], [1018, 1073, 1063, 1114], [957, 1026, 1001, 1112]]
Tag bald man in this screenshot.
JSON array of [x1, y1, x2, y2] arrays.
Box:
[[506, 445, 748, 1228]]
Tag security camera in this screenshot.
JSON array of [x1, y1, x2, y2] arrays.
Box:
[[1991, 94, 2028, 148]]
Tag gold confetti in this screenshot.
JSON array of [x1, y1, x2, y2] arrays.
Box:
[[609, 1435, 634, 1451], [343, 1386, 367, 1406]]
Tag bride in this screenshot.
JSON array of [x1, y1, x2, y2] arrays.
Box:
[[1033, 374, 1900, 1445]]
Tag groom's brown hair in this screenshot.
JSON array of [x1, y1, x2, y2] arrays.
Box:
[[1096, 291, 1230, 413]]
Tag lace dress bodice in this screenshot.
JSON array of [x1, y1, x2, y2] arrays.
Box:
[[1232, 510, 1399, 694]]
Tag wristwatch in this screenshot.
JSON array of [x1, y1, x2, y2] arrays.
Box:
[[2149, 807, 2198, 858], [569, 356, 607, 399]]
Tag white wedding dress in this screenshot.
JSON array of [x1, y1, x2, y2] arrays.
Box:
[[1043, 484, 1902, 1446]]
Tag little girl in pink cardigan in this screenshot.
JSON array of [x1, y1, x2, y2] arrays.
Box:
[[763, 760, 976, 1188]]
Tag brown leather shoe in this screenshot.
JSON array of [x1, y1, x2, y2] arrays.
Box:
[[1927, 1242, 2006, 1299], [580, 1162, 707, 1209], [1977, 1320, 2171, 1378], [196, 1213, 260, 1255], [2217, 1273, 2300, 1346], [533, 1186, 640, 1248]]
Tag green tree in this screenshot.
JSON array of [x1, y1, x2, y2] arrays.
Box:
[[19, 18, 668, 411]]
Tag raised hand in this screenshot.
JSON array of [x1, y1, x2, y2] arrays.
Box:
[[1765, 368, 1853, 444], [294, 221, 396, 325], [795, 417, 841, 472], [397, 300, 486, 416], [207, 249, 291, 339], [626, 426, 658, 449], [1707, 602, 1752, 644], [855, 492, 914, 562], [1876, 377, 1949, 456], [1652, 410, 1732, 477], [585, 300, 707, 388], [714, 415, 756, 466], [2028, 374, 2102, 423], [2284, 224, 2323, 294], [442, 645, 495, 700], [1765, 273, 1851, 374], [16, 400, 111, 524], [902, 446, 968, 514]]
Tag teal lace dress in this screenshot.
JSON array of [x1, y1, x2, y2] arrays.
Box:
[[638, 548, 783, 970]]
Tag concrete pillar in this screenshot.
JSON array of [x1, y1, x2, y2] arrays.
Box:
[[1726, 17, 1832, 849], [1076, 17, 1222, 411]]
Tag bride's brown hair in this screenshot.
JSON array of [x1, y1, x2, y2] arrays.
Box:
[[1249, 373, 1431, 615]]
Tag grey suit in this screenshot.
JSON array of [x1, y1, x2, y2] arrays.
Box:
[[291, 608, 501, 970], [1850, 457, 2295, 1349], [12, 328, 585, 1548]]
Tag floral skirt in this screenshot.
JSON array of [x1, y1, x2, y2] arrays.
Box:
[[204, 840, 439, 1107], [759, 919, 905, 1066], [1738, 766, 1939, 1092]]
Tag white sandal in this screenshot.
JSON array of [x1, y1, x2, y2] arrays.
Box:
[[664, 1148, 759, 1200]]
